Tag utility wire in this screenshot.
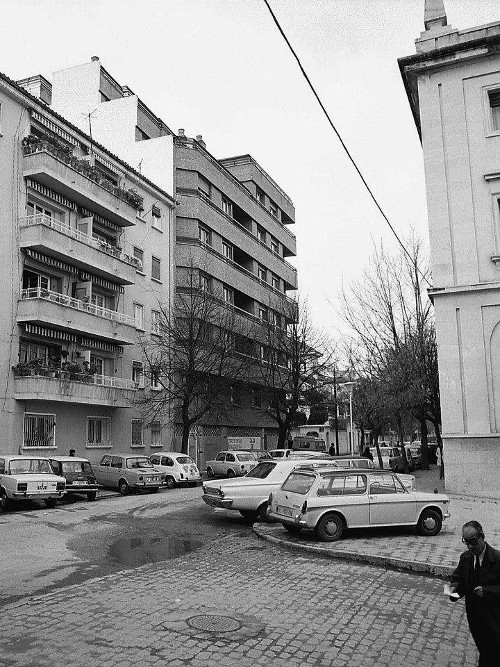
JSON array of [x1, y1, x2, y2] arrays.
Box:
[[262, 0, 432, 288]]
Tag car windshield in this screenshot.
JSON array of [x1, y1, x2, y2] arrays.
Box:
[[351, 459, 374, 469], [61, 461, 86, 473], [176, 456, 194, 465], [281, 471, 315, 494], [236, 453, 255, 462], [126, 457, 153, 469], [246, 462, 276, 479], [9, 459, 52, 474]]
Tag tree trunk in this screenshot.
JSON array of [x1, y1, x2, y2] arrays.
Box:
[[374, 439, 383, 469], [277, 422, 289, 449], [181, 421, 190, 455], [419, 417, 429, 470]]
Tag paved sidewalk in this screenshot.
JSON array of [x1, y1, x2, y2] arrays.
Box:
[[253, 466, 500, 578]]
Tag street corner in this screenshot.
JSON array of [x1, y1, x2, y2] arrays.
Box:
[[253, 522, 457, 578]]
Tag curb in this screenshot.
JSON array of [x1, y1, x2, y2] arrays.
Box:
[[252, 524, 454, 579]]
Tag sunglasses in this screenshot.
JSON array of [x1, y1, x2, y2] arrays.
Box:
[[462, 536, 481, 546]]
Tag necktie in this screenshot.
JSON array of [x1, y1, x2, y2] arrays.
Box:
[[473, 556, 481, 587]]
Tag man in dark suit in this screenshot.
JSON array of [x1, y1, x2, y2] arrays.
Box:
[[449, 520, 500, 666]]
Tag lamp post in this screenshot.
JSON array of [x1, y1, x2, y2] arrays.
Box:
[[340, 381, 355, 455], [333, 366, 339, 455]]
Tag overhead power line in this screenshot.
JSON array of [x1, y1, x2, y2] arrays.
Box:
[[262, 0, 432, 288]]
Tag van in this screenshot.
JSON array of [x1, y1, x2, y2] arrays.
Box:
[[292, 436, 327, 452]]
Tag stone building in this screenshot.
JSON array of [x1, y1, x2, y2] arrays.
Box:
[[399, 1, 500, 497], [0, 70, 175, 460]]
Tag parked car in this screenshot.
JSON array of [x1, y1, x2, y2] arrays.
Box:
[[370, 446, 401, 469], [149, 452, 201, 488], [205, 451, 258, 478], [0, 455, 66, 511], [49, 456, 99, 501], [389, 446, 415, 473], [409, 442, 423, 469], [202, 458, 339, 521], [269, 466, 450, 541], [93, 454, 162, 495], [319, 456, 415, 490], [268, 449, 294, 458]]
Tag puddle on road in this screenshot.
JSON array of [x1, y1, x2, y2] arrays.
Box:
[[109, 534, 202, 566]]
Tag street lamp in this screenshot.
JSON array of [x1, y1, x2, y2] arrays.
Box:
[[339, 381, 355, 455]]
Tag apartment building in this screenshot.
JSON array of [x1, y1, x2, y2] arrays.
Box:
[[399, 1, 500, 497], [49, 59, 299, 462], [0, 70, 175, 461]]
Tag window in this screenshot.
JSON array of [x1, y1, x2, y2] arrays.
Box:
[[256, 225, 266, 244], [269, 200, 278, 218], [271, 237, 279, 255], [271, 273, 280, 290], [87, 417, 111, 447], [198, 175, 211, 198], [23, 413, 56, 448], [134, 303, 144, 329], [257, 264, 267, 282], [369, 474, 405, 495], [151, 421, 161, 447], [256, 187, 265, 205], [251, 388, 262, 408], [260, 345, 270, 362], [258, 306, 268, 322], [151, 205, 162, 231], [221, 198, 233, 217], [223, 286, 234, 305], [150, 366, 161, 390], [199, 225, 211, 246], [151, 309, 161, 335], [151, 256, 161, 281], [26, 201, 55, 221], [132, 361, 144, 388], [131, 419, 144, 447], [230, 385, 241, 407], [222, 241, 233, 260], [199, 273, 212, 292], [133, 246, 144, 271], [489, 89, 500, 132]]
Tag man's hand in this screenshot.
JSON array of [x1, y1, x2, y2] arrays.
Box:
[[473, 586, 483, 598]]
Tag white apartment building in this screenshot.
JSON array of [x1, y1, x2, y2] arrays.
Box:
[[399, 1, 500, 497], [0, 70, 175, 461]]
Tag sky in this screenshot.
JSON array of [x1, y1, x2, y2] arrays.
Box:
[[1, 0, 499, 336]]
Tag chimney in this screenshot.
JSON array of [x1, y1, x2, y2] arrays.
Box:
[[195, 134, 206, 149], [178, 128, 185, 137], [16, 75, 52, 106], [91, 55, 100, 62]]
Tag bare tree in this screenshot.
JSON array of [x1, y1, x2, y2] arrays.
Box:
[[256, 299, 336, 448], [138, 265, 252, 454]]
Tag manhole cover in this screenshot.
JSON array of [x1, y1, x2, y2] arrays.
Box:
[[187, 615, 242, 633]]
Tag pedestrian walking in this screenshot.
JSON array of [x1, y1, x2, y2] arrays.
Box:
[[448, 520, 500, 666]]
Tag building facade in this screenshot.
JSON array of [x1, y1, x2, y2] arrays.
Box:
[[399, 1, 500, 497], [0, 70, 175, 462], [26, 59, 299, 465]]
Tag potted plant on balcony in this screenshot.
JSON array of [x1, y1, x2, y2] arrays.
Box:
[[11, 362, 31, 377], [61, 361, 82, 381]]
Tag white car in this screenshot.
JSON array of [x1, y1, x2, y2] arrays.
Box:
[[205, 451, 258, 478], [333, 457, 416, 490], [370, 446, 401, 469], [149, 452, 201, 488], [269, 467, 450, 541], [0, 455, 66, 511], [202, 458, 338, 522]]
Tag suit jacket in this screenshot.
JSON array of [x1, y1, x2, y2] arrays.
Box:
[[450, 543, 500, 652]]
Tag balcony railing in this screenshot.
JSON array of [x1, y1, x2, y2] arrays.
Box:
[[22, 136, 144, 211], [20, 287, 136, 327], [20, 214, 143, 270], [13, 367, 137, 390]]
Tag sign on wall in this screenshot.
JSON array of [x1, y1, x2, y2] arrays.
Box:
[[226, 437, 261, 450]]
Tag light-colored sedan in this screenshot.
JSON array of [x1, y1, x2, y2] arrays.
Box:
[[202, 458, 339, 522], [269, 467, 450, 541], [0, 455, 66, 510], [94, 454, 162, 495], [205, 451, 258, 478]]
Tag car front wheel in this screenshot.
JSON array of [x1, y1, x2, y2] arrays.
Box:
[[315, 513, 344, 542], [118, 479, 129, 496], [206, 467, 214, 478], [0, 490, 8, 513], [226, 469, 235, 478], [417, 509, 442, 536], [164, 476, 176, 489]]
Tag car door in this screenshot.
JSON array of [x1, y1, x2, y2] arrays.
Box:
[[225, 452, 236, 474], [368, 473, 417, 525], [95, 455, 112, 485], [108, 456, 124, 487], [213, 452, 226, 475]]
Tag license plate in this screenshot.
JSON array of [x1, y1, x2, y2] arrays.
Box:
[[76, 480, 88, 485], [277, 505, 293, 517]]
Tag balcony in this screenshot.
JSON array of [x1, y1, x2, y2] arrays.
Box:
[[17, 288, 137, 345], [20, 215, 141, 285], [22, 139, 143, 227], [13, 372, 137, 407]]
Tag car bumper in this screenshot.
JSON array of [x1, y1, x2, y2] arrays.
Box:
[[269, 510, 307, 527], [13, 491, 65, 499], [133, 481, 162, 488], [202, 494, 233, 509], [66, 484, 99, 493]]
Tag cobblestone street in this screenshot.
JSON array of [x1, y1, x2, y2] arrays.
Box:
[[2, 529, 477, 667]]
